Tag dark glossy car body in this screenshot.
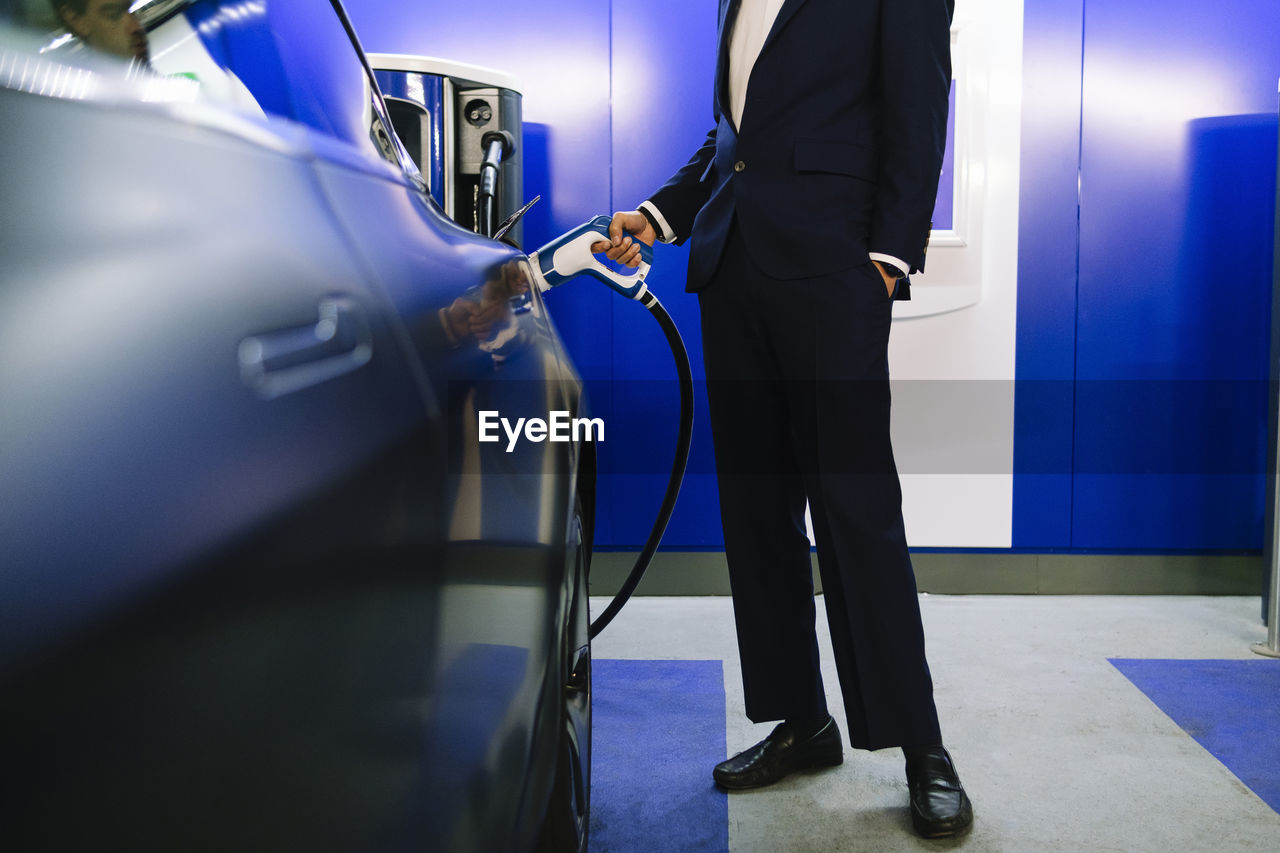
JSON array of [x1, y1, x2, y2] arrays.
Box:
[[0, 2, 592, 850]]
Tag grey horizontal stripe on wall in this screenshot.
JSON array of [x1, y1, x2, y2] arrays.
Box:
[[587, 552, 1264, 597]]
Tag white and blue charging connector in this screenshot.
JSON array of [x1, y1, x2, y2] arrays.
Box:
[[529, 215, 654, 302]]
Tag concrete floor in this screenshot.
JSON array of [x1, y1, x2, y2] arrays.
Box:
[[590, 595, 1280, 851]]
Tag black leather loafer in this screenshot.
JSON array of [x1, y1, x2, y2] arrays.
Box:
[[904, 745, 973, 838], [713, 716, 844, 790]]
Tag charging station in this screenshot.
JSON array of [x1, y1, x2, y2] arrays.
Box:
[[369, 53, 524, 242]]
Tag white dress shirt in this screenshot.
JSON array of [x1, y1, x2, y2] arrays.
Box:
[[727, 0, 786, 131], [641, 0, 911, 279]]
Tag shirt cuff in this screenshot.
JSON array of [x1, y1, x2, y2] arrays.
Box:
[[869, 252, 910, 278], [639, 200, 677, 244]]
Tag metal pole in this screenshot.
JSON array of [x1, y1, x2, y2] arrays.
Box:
[[1253, 475, 1280, 656], [1252, 79, 1280, 658]]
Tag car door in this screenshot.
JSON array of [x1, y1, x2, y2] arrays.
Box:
[[0, 9, 448, 851], [233, 2, 591, 848]]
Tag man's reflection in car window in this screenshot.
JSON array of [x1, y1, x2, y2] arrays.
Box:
[[50, 0, 149, 64]]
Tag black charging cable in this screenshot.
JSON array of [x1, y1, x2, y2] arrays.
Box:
[[476, 130, 515, 237], [588, 290, 693, 639]]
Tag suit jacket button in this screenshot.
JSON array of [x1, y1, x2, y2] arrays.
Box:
[[734, 160, 746, 173]]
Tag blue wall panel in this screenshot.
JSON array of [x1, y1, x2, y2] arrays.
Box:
[[1012, 0, 1085, 549], [1074, 0, 1279, 549], [608, 0, 722, 548]]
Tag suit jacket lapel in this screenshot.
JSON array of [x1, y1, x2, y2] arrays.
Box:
[[715, 0, 812, 120], [758, 0, 811, 59], [715, 0, 741, 121]]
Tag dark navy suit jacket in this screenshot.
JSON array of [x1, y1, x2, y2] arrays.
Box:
[[648, 0, 954, 295]]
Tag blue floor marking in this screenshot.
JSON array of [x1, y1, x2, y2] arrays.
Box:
[[1110, 658, 1280, 814], [590, 659, 728, 852]]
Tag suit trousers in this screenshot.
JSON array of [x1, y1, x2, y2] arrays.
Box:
[[698, 222, 942, 751]]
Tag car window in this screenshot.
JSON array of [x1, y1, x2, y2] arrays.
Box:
[[25, 0, 401, 170], [255, 0, 376, 152], [148, 1, 281, 118]]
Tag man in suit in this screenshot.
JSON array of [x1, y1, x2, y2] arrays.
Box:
[[594, 0, 970, 837]]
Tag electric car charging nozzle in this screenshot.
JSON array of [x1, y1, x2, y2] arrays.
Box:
[[528, 215, 653, 300]]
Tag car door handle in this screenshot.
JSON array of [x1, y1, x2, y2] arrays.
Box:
[[239, 296, 373, 399]]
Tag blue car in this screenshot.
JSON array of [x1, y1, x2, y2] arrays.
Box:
[[0, 2, 593, 850]]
